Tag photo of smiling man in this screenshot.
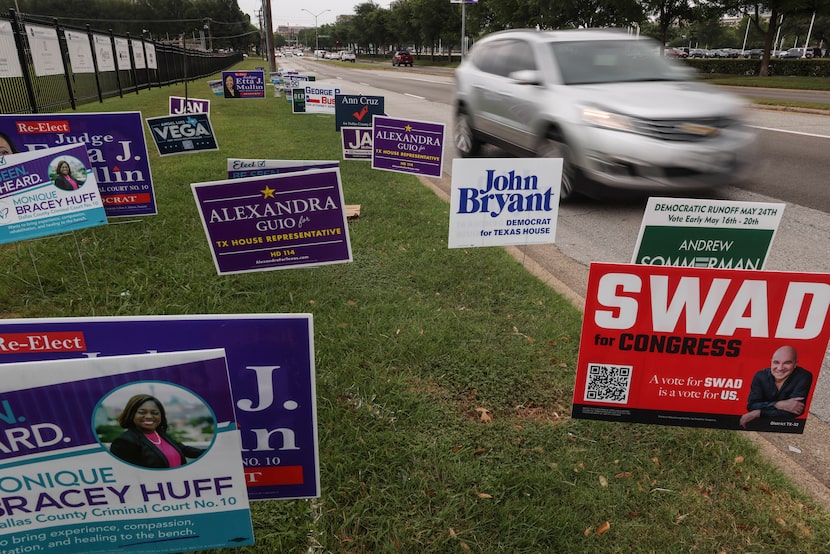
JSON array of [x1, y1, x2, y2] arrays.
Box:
[[740, 345, 813, 430]]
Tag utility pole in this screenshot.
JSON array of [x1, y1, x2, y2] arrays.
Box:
[[264, 0, 275, 72]]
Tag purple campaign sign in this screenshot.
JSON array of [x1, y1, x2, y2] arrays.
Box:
[[0, 314, 319, 500], [0, 112, 157, 217], [222, 70, 265, 99], [227, 158, 339, 179], [169, 95, 211, 115], [342, 127, 373, 160], [372, 116, 445, 177], [192, 168, 352, 275]]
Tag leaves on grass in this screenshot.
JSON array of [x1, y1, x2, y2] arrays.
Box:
[[615, 471, 633, 479], [476, 492, 493, 499], [596, 521, 611, 535], [599, 475, 608, 487], [475, 407, 492, 423], [734, 455, 745, 464]]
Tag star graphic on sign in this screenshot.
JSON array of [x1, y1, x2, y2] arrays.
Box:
[[261, 185, 275, 198], [404, 125, 412, 132]]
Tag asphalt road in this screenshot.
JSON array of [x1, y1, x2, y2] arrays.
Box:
[[285, 57, 830, 506]]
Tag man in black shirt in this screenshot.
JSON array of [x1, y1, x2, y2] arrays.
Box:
[[740, 345, 812, 429]]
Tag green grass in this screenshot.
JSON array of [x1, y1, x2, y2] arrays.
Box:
[[4, 61, 830, 552]]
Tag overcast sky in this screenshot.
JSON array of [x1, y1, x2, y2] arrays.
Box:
[[237, 1, 356, 29]]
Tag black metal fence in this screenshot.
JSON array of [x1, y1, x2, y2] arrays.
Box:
[[0, 10, 242, 114]]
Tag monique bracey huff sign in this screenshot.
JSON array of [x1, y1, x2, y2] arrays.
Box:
[[0, 314, 319, 501], [371, 116, 444, 177], [0, 144, 107, 244], [632, 197, 785, 269], [0, 349, 254, 553], [192, 168, 352, 275], [0, 113, 156, 217], [572, 263, 830, 433], [448, 158, 562, 248]]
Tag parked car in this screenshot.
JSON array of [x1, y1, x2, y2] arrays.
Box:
[[779, 48, 812, 59], [453, 28, 758, 200], [340, 51, 356, 62], [748, 49, 764, 59], [392, 50, 413, 67], [664, 48, 688, 58]]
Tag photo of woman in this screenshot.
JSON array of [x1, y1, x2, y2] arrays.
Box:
[[51, 158, 87, 191], [98, 384, 215, 469]]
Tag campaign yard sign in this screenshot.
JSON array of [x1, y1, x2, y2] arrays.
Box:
[[0, 144, 107, 244], [372, 116, 445, 177], [571, 262, 830, 433], [0, 113, 156, 217], [146, 113, 218, 156], [0, 314, 319, 500], [227, 159, 338, 179], [632, 197, 785, 269], [191, 168, 352, 275], [221, 70, 265, 99], [0, 349, 253, 553], [448, 158, 562, 248], [303, 82, 341, 114], [341, 127, 373, 161], [335, 94, 385, 131], [169, 96, 211, 115]]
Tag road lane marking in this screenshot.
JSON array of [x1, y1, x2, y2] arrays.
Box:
[[751, 126, 830, 139]]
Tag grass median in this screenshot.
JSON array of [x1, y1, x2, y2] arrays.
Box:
[[3, 61, 830, 552]]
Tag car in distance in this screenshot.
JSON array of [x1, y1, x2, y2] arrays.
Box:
[[453, 28, 758, 200], [392, 50, 413, 67], [779, 47, 812, 59], [340, 51, 356, 62]]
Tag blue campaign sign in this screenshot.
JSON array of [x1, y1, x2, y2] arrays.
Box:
[[146, 113, 219, 156], [0, 314, 320, 500], [335, 94, 385, 131], [0, 143, 108, 244]]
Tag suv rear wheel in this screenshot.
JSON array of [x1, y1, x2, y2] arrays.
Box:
[[453, 109, 482, 157]]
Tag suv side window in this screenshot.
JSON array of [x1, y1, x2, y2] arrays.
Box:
[[503, 40, 536, 74], [471, 39, 536, 77]]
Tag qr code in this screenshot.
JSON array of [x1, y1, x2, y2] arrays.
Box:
[[584, 363, 633, 404]]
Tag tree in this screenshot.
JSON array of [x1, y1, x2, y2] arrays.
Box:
[[703, 0, 830, 75]]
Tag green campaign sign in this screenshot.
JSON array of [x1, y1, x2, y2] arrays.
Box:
[[632, 197, 785, 270]]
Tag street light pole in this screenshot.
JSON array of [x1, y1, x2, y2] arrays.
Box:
[[301, 8, 330, 51]]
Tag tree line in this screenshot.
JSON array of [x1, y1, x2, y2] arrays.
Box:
[[0, 0, 257, 51], [307, 0, 830, 75]]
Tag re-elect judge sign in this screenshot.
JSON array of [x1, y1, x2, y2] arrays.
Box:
[[572, 263, 830, 433]]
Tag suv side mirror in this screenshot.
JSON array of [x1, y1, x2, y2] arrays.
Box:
[[509, 70, 542, 85]]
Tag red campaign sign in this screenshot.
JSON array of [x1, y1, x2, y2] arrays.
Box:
[[572, 262, 830, 433]]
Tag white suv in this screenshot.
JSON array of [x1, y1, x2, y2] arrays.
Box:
[[454, 29, 758, 200]]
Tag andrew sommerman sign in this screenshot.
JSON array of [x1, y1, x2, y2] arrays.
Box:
[[572, 262, 830, 433]]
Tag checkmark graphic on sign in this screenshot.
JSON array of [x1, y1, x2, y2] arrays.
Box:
[[353, 105, 369, 121]]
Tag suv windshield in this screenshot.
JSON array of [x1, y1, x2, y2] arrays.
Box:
[[551, 40, 687, 85]]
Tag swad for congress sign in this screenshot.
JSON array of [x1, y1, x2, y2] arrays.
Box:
[[571, 263, 830, 433]]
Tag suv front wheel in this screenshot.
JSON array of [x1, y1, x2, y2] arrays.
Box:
[[536, 135, 578, 201], [453, 110, 481, 157]]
